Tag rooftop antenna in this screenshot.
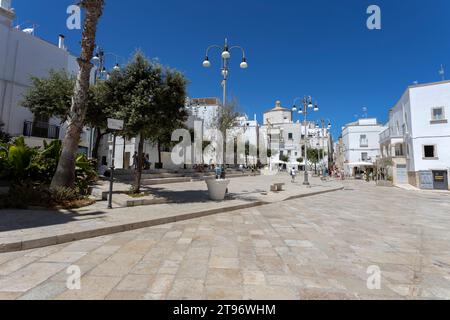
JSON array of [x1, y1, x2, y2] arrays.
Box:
[[439, 65, 445, 81]]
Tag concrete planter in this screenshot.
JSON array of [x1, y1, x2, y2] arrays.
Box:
[[205, 179, 230, 201]]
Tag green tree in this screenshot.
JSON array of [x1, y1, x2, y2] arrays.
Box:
[[280, 155, 289, 163], [22, 70, 75, 121], [149, 70, 188, 168], [51, 0, 105, 189], [307, 148, 327, 174], [21, 69, 114, 161], [213, 98, 242, 165], [110, 53, 187, 193]]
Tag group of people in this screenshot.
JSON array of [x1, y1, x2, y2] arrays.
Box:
[[132, 152, 151, 170]]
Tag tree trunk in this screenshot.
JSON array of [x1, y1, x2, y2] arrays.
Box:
[[157, 139, 162, 164], [92, 127, 105, 161], [133, 132, 144, 193], [51, 0, 104, 189]]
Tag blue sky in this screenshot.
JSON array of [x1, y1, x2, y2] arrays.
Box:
[[11, 0, 450, 138]]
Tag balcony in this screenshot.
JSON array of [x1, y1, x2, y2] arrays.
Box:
[[360, 139, 369, 148], [23, 121, 60, 140], [380, 127, 404, 145]]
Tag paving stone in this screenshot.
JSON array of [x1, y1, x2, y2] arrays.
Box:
[[243, 285, 299, 300], [56, 275, 121, 300], [2, 180, 450, 299], [0, 256, 38, 276], [206, 286, 243, 300], [0, 262, 68, 293], [116, 274, 154, 292], [18, 281, 67, 300], [242, 270, 266, 285]]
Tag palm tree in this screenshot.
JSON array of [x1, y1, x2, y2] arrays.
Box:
[[51, 0, 105, 189]]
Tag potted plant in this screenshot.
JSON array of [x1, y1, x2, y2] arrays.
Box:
[[205, 167, 230, 201], [205, 178, 230, 201]]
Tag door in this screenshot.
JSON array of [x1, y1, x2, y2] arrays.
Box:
[[396, 165, 407, 184], [433, 171, 448, 190], [419, 171, 434, 190]]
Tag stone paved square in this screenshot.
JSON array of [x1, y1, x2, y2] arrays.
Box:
[[1, 181, 450, 300]]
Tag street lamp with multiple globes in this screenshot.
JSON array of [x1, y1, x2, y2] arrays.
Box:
[[292, 96, 319, 186], [90, 48, 124, 159], [92, 48, 124, 82], [202, 38, 248, 107], [315, 119, 332, 177]]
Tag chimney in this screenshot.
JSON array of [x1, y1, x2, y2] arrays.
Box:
[[58, 34, 66, 50]]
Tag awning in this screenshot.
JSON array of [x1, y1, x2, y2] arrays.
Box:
[[347, 162, 374, 167]]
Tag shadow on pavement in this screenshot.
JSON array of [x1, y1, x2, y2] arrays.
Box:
[[0, 209, 107, 233]]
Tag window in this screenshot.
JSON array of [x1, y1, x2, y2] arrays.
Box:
[[361, 152, 369, 161], [432, 107, 445, 121], [288, 133, 293, 140], [423, 145, 437, 159], [360, 135, 368, 147], [395, 144, 404, 157]]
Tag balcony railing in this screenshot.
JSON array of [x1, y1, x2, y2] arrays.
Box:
[[23, 121, 60, 140], [360, 139, 369, 148], [380, 127, 404, 144]]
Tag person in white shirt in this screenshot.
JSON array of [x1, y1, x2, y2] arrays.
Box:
[[290, 167, 297, 183]]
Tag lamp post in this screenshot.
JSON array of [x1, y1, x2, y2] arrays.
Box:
[[317, 119, 332, 177], [90, 48, 124, 160], [92, 48, 123, 81], [293, 96, 319, 186], [202, 38, 248, 107]]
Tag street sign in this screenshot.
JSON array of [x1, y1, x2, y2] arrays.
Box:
[[107, 119, 124, 131]]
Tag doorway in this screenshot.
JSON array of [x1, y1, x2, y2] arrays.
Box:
[[433, 171, 448, 190]]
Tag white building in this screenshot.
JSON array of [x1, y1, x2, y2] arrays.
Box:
[[230, 114, 259, 166], [380, 80, 450, 190], [342, 118, 385, 177], [0, 1, 92, 151], [262, 101, 332, 170], [100, 98, 225, 170]]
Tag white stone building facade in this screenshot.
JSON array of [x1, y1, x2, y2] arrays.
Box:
[[262, 101, 332, 170], [0, 1, 92, 151], [342, 118, 386, 177], [380, 81, 450, 190]]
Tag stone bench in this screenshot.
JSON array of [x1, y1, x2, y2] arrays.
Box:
[[270, 183, 285, 192]]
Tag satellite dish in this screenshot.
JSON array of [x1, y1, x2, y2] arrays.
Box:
[[22, 28, 34, 34]]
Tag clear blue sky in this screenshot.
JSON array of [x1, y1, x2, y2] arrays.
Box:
[[11, 0, 450, 138]]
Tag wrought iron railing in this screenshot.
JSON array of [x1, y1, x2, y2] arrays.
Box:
[[23, 121, 60, 140]]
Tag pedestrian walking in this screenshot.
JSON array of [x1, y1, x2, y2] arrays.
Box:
[[290, 167, 297, 183]]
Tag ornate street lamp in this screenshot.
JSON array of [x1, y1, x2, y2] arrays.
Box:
[[292, 96, 319, 186], [202, 38, 248, 107]]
